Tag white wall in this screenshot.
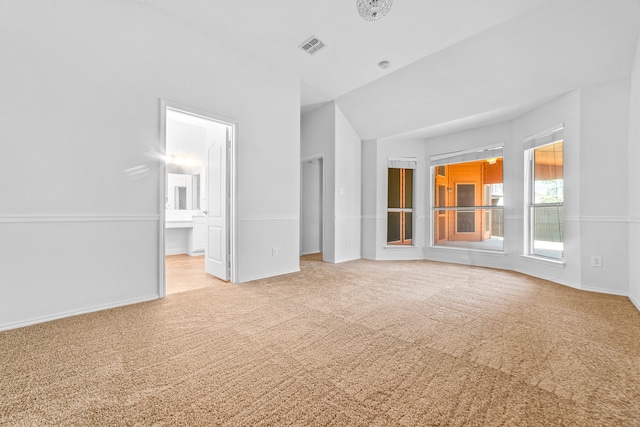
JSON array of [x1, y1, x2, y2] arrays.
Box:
[[300, 102, 362, 263], [301, 103, 336, 262], [511, 91, 582, 287], [334, 106, 362, 263], [362, 139, 427, 260], [578, 77, 630, 294], [423, 86, 630, 295], [0, 2, 300, 329], [361, 83, 635, 300], [361, 140, 378, 260], [512, 78, 630, 295], [629, 38, 640, 310], [165, 227, 189, 255]]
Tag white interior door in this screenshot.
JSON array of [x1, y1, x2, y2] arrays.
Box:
[[205, 126, 229, 280]]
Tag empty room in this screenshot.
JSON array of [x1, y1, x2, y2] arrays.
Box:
[[2, 0, 640, 425]]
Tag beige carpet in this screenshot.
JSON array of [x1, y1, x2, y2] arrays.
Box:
[[2, 255, 640, 426]]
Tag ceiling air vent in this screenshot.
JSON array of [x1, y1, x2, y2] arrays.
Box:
[[299, 36, 325, 55]]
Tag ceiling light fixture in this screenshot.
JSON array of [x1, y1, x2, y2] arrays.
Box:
[[357, 0, 394, 22]]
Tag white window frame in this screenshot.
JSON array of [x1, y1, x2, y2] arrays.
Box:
[[387, 158, 416, 246], [429, 144, 504, 251], [524, 125, 565, 261]]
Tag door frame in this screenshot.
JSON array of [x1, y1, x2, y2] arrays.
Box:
[[300, 154, 325, 260], [159, 99, 237, 297]]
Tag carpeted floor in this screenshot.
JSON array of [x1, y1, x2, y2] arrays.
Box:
[[2, 255, 640, 426]]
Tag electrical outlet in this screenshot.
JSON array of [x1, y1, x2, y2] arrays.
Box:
[[272, 247, 278, 257], [591, 255, 602, 268]]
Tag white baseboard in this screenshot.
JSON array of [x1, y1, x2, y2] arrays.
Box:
[[300, 250, 322, 256], [512, 267, 582, 291], [513, 266, 629, 297], [630, 294, 640, 312], [0, 294, 160, 332], [166, 248, 187, 255], [580, 285, 628, 297], [238, 268, 301, 284]]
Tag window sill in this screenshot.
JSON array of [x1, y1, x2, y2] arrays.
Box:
[[520, 255, 565, 268], [384, 245, 420, 250], [428, 246, 507, 257]]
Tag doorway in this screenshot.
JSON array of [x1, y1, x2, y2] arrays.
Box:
[[300, 156, 323, 257], [160, 101, 236, 297]]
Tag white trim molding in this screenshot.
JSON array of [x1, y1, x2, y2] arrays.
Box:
[[239, 216, 299, 221], [238, 268, 301, 284], [577, 216, 629, 223], [384, 245, 421, 250], [0, 214, 160, 224]]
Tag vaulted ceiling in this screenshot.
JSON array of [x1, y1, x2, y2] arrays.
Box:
[[148, 0, 640, 140], [128, 1, 640, 139], [149, 1, 546, 100]]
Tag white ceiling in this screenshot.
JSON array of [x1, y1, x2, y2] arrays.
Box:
[[148, 0, 640, 140]]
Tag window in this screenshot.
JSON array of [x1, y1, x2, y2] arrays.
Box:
[[525, 127, 564, 260], [387, 159, 416, 245], [431, 147, 504, 251]]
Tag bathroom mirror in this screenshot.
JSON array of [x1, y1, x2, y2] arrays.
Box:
[[167, 173, 200, 210]]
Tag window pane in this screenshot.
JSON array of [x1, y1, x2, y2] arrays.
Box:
[[404, 169, 413, 208], [529, 139, 563, 260], [484, 185, 491, 232], [437, 216, 446, 240], [404, 211, 413, 242], [533, 141, 563, 204], [388, 167, 413, 245], [456, 184, 475, 207], [437, 185, 446, 214], [532, 206, 563, 259], [431, 158, 503, 252], [456, 211, 475, 233], [388, 211, 412, 245], [387, 212, 401, 244], [433, 208, 503, 251], [388, 168, 401, 208], [491, 208, 504, 238]]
